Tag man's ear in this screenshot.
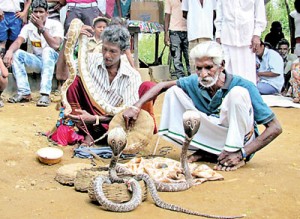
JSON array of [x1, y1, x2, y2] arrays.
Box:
[[221, 60, 225, 67]]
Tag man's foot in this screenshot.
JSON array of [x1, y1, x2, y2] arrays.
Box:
[[8, 94, 32, 103], [36, 95, 51, 107], [188, 149, 218, 163], [213, 160, 246, 171], [293, 98, 300, 103]]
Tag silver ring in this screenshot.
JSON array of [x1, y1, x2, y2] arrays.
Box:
[[224, 162, 228, 166]]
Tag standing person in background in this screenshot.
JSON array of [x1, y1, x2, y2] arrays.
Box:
[[0, 0, 32, 57], [290, 0, 300, 57], [182, 0, 216, 73], [114, 0, 131, 18], [55, 0, 102, 92], [47, 0, 64, 21], [164, 0, 190, 79], [86, 16, 109, 54], [215, 0, 267, 84], [264, 21, 285, 49]]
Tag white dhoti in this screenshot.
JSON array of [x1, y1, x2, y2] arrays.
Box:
[[222, 44, 257, 85], [158, 86, 255, 155]]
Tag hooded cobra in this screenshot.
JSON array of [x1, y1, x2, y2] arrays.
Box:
[[93, 111, 245, 218]]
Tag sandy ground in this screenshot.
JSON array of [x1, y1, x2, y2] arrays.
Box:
[[0, 93, 300, 219]]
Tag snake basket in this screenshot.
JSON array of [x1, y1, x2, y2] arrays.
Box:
[[88, 175, 148, 203]]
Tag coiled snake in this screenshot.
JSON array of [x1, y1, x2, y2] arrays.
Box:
[[93, 111, 245, 218], [61, 18, 127, 116]]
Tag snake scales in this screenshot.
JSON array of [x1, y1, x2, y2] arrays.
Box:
[[61, 18, 127, 116], [93, 111, 245, 218]]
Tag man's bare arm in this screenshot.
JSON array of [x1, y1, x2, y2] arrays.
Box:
[[244, 118, 282, 156], [164, 13, 171, 46], [123, 80, 177, 129], [3, 37, 24, 67], [257, 71, 280, 77], [217, 117, 282, 168]]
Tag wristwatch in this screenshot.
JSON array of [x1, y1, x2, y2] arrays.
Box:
[[240, 148, 247, 161], [39, 27, 46, 34]]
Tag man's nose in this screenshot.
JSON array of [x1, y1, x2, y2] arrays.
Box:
[[198, 68, 209, 77]]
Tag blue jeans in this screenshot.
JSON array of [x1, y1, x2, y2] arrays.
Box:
[[169, 30, 190, 78], [12, 48, 59, 95], [257, 82, 278, 95]]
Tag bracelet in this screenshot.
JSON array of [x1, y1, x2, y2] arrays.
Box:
[[240, 148, 247, 161], [129, 105, 140, 111], [93, 115, 100, 126]]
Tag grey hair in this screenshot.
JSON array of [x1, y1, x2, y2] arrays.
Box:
[[190, 41, 224, 66], [101, 25, 130, 52]]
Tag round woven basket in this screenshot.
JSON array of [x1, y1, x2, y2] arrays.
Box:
[[109, 109, 154, 154], [88, 172, 148, 203]]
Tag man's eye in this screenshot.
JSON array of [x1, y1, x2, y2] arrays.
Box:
[[205, 66, 213, 70]]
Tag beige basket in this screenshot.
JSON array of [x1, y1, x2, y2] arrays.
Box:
[[87, 170, 148, 203]]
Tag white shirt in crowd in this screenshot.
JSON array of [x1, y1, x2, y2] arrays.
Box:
[[0, 0, 21, 12], [181, 0, 216, 42], [215, 0, 267, 47], [290, 10, 300, 38], [19, 19, 64, 56]]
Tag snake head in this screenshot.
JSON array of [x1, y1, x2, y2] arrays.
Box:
[[182, 110, 201, 140], [107, 126, 127, 156]]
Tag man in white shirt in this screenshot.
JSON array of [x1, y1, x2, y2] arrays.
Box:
[[182, 0, 216, 73], [256, 41, 284, 95], [215, 0, 267, 84], [4, 0, 64, 107]]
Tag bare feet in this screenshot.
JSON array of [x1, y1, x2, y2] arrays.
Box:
[[188, 150, 203, 163], [293, 98, 300, 103], [213, 160, 246, 171], [187, 150, 218, 163]]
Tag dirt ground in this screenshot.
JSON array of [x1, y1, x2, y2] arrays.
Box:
[[0, 93, 299, 219]]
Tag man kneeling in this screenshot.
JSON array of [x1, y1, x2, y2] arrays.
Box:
[[122, 41, 282, 171]]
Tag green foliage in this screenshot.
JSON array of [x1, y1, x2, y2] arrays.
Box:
[[263, 0, 295, 42], [138, 33, 169, 65]]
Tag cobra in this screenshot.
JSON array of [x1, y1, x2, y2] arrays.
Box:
[[93, 112, 245, 218], [61, 18, 127, 116]]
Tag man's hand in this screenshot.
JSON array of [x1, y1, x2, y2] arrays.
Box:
[[250, 35, 261, 53], [68, 109, 96, 125], [3, 50, 14, 68], [54, 3, 63, 11], [30, 13, 44, 30], [214, 150, 243, 171], [15, 11, 28, 24], [80, 25, 94, 37], [122, 107, 140, 130], [0, 10, 4, 21], [164, 33, 170, 46], [68, 109, 112, 125]]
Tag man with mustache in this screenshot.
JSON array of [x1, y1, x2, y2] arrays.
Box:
[[122, 41, 282, 171], [65, 25, 156, 145]]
